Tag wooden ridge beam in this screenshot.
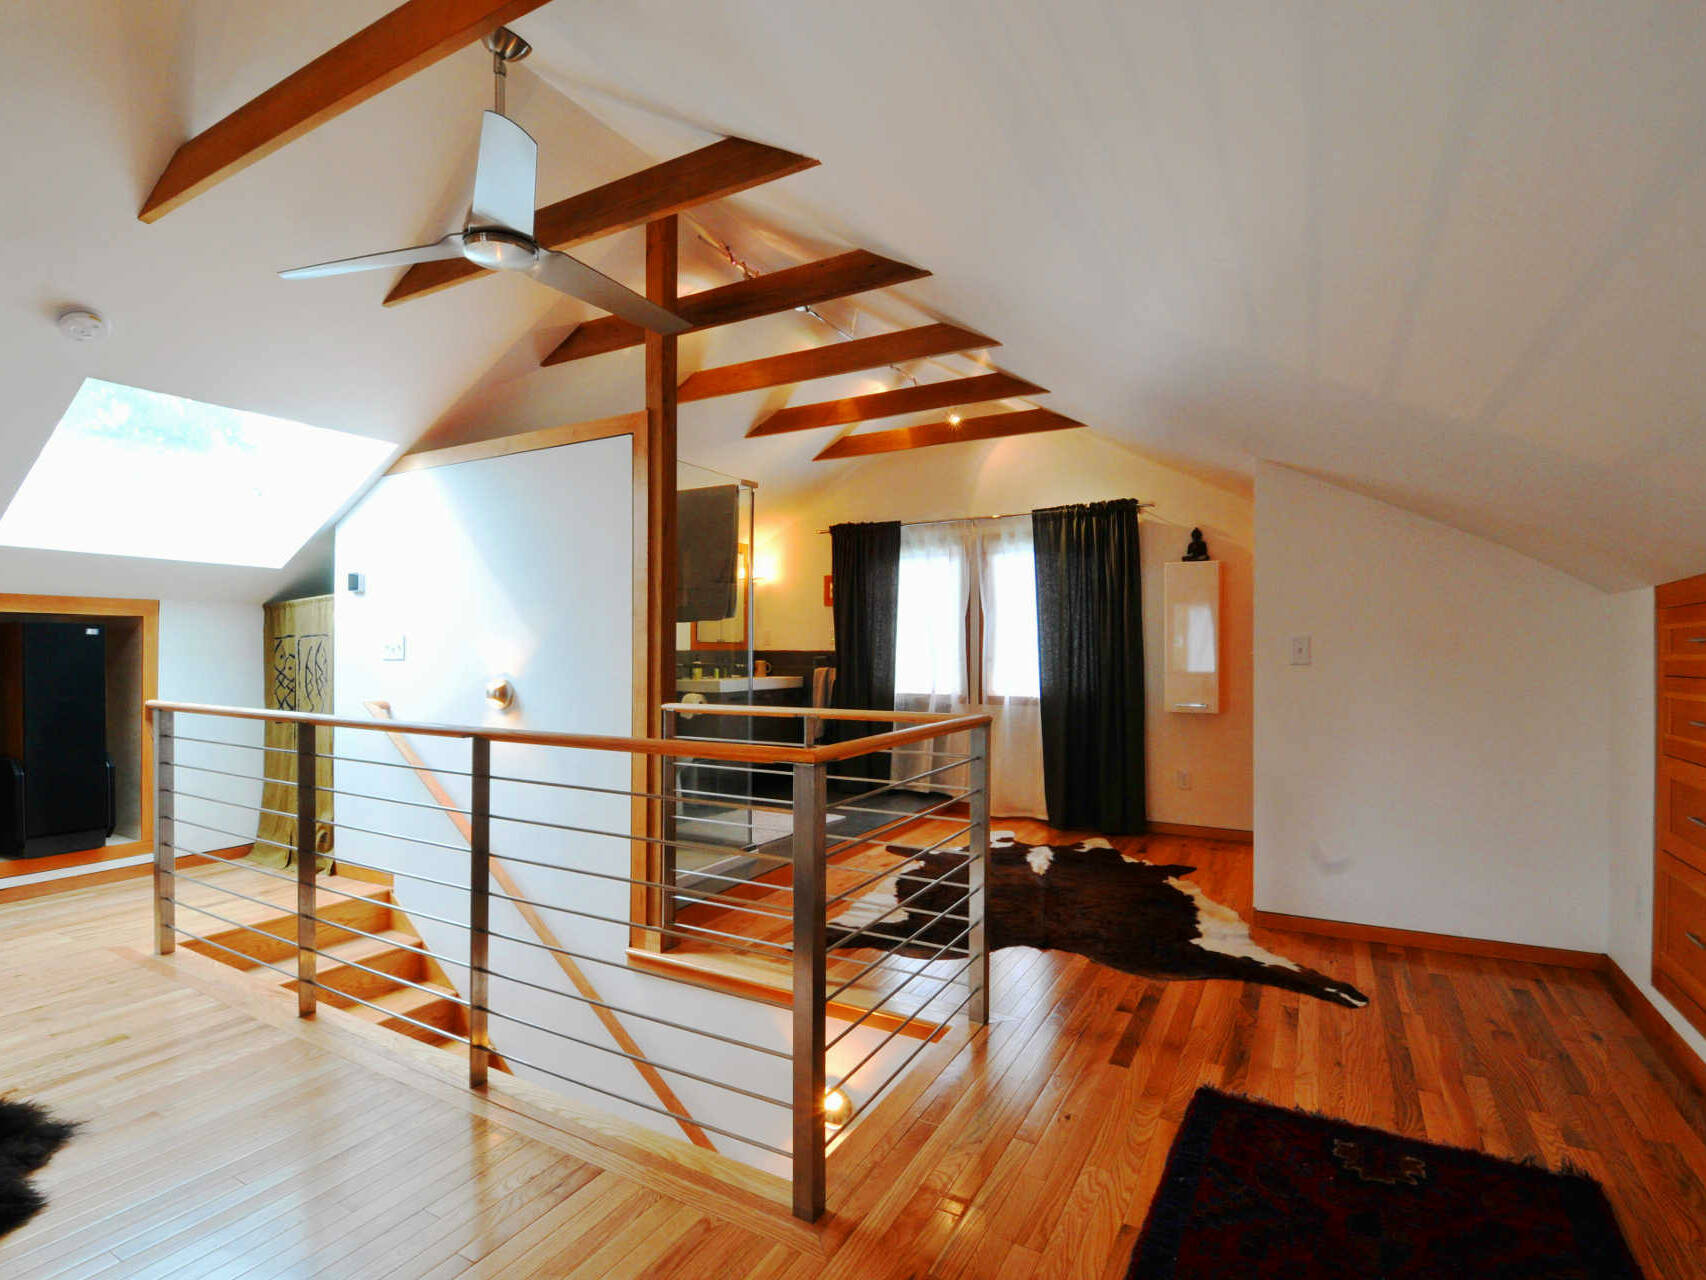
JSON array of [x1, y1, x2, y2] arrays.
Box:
[[140, 0, 551, 222], [677, 323, 997, 402], [543, 250, 929, 366], [384, 137, 819, 305], [814, 408, 1083, 461], [749, 371, 1045, 438]]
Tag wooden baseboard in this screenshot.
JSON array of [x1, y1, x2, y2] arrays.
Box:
[[1251, 909, 1607, 970], [0, 838, 151, 880], [0, 844, 251, 905], [1605, 960, 1706, 1102], [1145, 822, 1253, 844]]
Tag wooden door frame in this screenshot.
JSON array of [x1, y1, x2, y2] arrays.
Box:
[[0, 593, 159, 878]]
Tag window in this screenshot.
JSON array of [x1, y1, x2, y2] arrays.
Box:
[[0, 378, 392, 568], [894, 517, 1039, 704], [895, 531, 969, 700], [982, 541, 1040, 699]]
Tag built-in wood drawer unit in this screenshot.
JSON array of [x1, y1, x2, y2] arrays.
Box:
[[1656, 850, 1706, 1014], [1655, 571, 1706, 1041]]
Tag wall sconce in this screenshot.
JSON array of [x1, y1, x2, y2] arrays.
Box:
[[823, 1088, 852, 1131], [484, 675, 515, 710]]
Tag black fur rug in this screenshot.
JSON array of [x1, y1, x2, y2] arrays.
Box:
[[826, 831, 1368, 1008], [1, 1098, 76, 1238]]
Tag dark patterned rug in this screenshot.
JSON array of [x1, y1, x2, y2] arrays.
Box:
[[1129, 1089, 1644, 1278], [0, 1098, 76, 1238], [826, 831, 1368, 1008]]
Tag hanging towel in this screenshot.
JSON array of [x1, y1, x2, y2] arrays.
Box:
[[677, 485, 740, 622]]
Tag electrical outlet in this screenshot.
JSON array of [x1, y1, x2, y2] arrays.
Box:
[[1289, 635, 1312, 666], [381, 635, 407, 662], [1176, 769, 1192, 790]]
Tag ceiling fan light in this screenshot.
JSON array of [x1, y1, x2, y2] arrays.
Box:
[[461, 228, 539, 272]]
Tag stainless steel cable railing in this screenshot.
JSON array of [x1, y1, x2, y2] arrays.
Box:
[[148, 697, 992, 1223]]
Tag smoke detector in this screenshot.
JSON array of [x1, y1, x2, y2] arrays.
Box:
[[57, 308, 107, 342]]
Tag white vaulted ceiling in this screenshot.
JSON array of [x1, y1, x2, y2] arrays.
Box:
[[4, 1, 1705, 593], [501, 0, 1706, 590]]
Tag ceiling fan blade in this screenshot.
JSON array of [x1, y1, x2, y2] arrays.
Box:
[[280, 234, 464, 279], [470, 110, 537, 235], [531, 250, 692, 334]]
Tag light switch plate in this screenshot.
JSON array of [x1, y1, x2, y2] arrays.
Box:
[[1289, 635, 1312, 666], [381, 635, 407, 662]]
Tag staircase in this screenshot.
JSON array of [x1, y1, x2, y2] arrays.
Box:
[[178, 862, 499, 1061]]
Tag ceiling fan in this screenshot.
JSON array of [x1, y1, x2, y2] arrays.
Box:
[[279, 28, 689, 334]]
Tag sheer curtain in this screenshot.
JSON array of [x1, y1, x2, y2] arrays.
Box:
[[978, 516, 1047, 818], [889, 516, 1048, 818], [892, 520, 976, 790]]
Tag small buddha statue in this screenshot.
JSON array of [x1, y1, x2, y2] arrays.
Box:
[[1183, 528, 1210, 561]]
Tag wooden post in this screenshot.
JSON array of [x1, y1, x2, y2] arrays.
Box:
[[632, 214, 679, 949]]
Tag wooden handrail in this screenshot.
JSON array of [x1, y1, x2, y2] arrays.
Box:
[[661, 702, 960, 724], [145, 700, 989, 765]]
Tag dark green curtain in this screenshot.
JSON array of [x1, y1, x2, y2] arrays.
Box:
[[828, 521, 901, 783], [1032, 500, 1146, 833]]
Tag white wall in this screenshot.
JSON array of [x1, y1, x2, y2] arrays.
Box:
[[157, 600, 266, 857], [1604, 588, 1706, 1061], [333, 437, 921, 1173], [1253, 463, 1613, 952], [0, 567, 263, 885], [754, 430, 1255, 831]]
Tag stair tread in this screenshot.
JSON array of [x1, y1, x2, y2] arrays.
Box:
[[175, 868, 390, 929], [314, 928, 424, 967], [368, 983, 462, 1014]]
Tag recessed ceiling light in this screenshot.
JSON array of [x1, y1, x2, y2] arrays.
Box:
[[947, 412, 963, 426]]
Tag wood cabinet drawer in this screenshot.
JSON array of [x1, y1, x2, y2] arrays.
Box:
[[1660, 603, 1706, 678], [1661, 695, 1706, 768], [1663, 773, 1706, 854], [1657, 851, 1706, 1013]]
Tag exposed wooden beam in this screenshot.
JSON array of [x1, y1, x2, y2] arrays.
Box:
[[677, 323, 997, 402], [813, 408, 1083, 461], [139, 0, 550, 222], [749, 371, 1045, 438], [386, 412, 645, 474], [543, 250, 930, 366], [384, 137, 818, 305]]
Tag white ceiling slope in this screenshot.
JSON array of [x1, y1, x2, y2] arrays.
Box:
[[494, 0, 1706, 591], [5, 1, 1704, 596], [0, 0, 669, 600]]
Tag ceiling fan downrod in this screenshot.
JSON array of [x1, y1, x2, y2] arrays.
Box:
[[483, 27, 532, 117]]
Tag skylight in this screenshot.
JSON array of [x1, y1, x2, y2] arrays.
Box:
[[0, 378, 392, 569]]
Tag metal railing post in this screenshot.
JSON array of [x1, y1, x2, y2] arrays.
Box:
[[295, 720, 317, 1017], [152, 709, 175, 955], [468, 736, 492, 1088], [660, 709, 678, 944], [967, 724, 991, 1025], [791, 757, 828, 1222]]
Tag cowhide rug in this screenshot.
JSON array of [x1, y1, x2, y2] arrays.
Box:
[[0, 1097, 76, 1238], [826, 832, 1369, 1009]]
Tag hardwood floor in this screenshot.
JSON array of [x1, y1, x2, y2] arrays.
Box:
[[2, 828, 1704, 1278]]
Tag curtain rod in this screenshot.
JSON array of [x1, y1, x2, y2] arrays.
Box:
[[815, 501, 1153, 534]]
